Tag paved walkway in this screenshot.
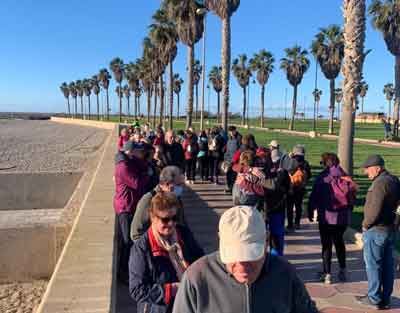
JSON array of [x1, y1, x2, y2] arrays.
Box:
[[116, 179, 400, 313]]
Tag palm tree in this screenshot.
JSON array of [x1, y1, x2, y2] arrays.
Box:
[[383, 83, 395, 120], [98, 69, 111, 120], [358, 80, 368, 112], [82, 79, 92, 119], [369, 0, 400, 136], [166, 0, 205, 128], [209, 66, 223, 122], [60, 82, 71, 117], [110, 57, 125, 122], [173, 73, 184, 120], [91, 75, 101, 120], [280, 46, 310, 130], [249, 49, 275, 127], [205, 0, 240, 131], [135, 85, 143, 117], [75, 80, 84, 119], [338, 0, 367, 175], [123, 85, 131, 118], [115, 86, 124, 117], [312, 88, 323, 129], [68, 82, 78, 118], [334, 88, 343, 120], [125, 62, 140, 118], [232, 54, 252, 125], [311, 25, 345, 134], [192, 60, 202, 121], [137, 57, 153, 123], [151, 6, 179, 129]]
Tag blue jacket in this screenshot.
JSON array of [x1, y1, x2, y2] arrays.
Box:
[[129, 225, 204, 313]]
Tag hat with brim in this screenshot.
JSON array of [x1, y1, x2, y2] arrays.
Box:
[[361, 155, 384, 168], [220, 241, 265, 264]]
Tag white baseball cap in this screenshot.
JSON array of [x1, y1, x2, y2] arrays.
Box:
[[269, 140, 279, 148], [219, 206, 266, 264]]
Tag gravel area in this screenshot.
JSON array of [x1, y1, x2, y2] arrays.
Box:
[[0, 280, 47, 313], [0, 120, 108, 172]]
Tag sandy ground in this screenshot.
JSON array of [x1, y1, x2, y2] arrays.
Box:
[[0, 119, 110, 313], [0, 120, 107, 172], [0, 280, 47, 313]]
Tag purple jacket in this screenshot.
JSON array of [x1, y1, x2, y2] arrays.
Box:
[[308, 166, 353, 226], [113, 152, 149, 215]]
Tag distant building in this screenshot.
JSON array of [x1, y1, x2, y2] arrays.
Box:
[[355, 112, 386, 124]]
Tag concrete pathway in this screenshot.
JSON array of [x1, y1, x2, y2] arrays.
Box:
[[116, 179, 400, 313]]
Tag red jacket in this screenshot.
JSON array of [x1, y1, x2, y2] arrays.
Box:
[[113, 152, 149, 215], [182, 138, 199, 160], [117, 135, 130, 150]]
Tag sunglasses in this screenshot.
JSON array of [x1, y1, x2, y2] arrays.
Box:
[[156, 214, 178, 224]]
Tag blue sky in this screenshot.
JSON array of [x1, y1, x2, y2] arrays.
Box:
[[0, 0, 394, 117]]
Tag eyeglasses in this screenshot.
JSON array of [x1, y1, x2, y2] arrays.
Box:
[[156, 214, 178, 224]]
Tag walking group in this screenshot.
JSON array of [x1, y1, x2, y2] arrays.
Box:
[[113, 120, 400, 312]]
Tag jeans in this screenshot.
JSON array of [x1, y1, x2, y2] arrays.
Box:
[[267, 212, 285, 256], [226, 167, 237, 191], [208, 156, 219, 182], [363, 228, 396, 305], [318, 223, 347, 274], [185, 158, 196, 181], [118, 212, 134, 276], [198, 156, 209, 180], [286, 189, 305, 228]]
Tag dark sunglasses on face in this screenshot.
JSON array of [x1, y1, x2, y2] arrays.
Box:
[[157, 214, 178, 224]]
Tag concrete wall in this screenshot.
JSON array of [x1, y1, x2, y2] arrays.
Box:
[[50, 117, 116, 130], [0, 172, 82, 210]]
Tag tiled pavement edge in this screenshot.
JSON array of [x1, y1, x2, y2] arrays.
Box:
[[36, 126, 118, 313]]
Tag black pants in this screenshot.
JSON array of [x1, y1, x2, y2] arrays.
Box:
[[118, 212, 133, 276], [226, 167, 237, 191], [286, 189, 305, 228], [208, 156, 219, 182], [185, 158, 196, 181], [198, 156, 209, 180], [319, 223, 347, 274]]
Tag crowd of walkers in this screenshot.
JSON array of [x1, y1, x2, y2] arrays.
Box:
[[113, 120, 400, 312]]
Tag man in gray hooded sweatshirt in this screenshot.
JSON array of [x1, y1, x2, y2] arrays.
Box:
[[173, 206, 318, 313]]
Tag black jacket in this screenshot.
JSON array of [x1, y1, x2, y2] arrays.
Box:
[[163, 142, 185, 170]]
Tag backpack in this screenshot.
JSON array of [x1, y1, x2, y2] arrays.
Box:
[[327, 175, 355, 210], [289, 168, 307, 189], [209, 137, 217, 151], [198, 137, 208, 151]]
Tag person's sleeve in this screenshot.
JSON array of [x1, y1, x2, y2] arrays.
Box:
[[307, 179, 318, 220], [362, 180, 387, 229], [130, 196, 150, 240], [291, 274, 319, 313], [129, 242, 171, 307], [232, 150, 241, 164], [172, 273, 197, 313], [120, 163, 139, 189]]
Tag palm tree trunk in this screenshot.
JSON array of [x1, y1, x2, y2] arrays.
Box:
[[169, 62, 174, 130], [96, 93, 100, 120], [388, 99, 392, 121], [67, 98, 70, 117], [361, 97, 364, 113], [88, 96, 91, 120], [221, 15, 231, 131], [186, 45, 195, 129], [289, 85, 297, 130], [74, 97, 77, 118], [147, 89, 151, 123], [195, 84, 199, 121], [119, 82, 122, 122], [217, 92, 221, 123], [127, 97, 130, 119], [160, 75, 165, 126], [177, 93, 180, 121], [153, 81, 158, 127], [138, 95, 141, 116], [328, 79, 335, 134], [393, 55, 400, 137], [338, 0, 366, 175], [106, 89, 110, 121], [242, 87, 247, 125], [80, 97, 84, 119], [260, 85, 265, 127]]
